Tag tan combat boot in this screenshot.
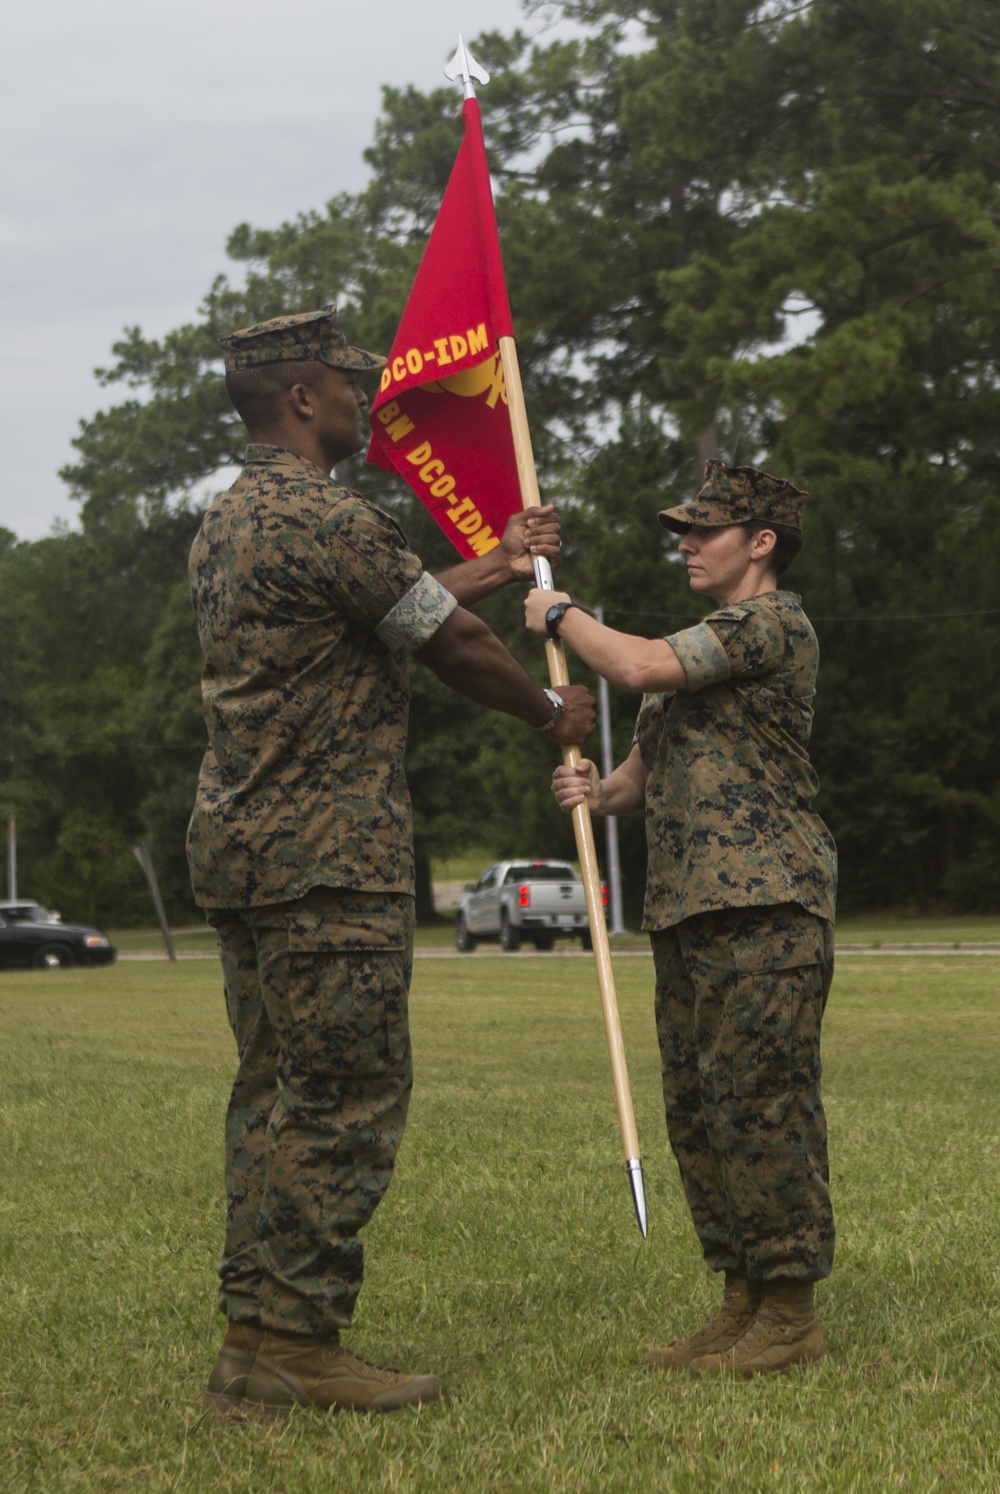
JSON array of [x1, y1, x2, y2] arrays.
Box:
[[244, 1329, 449, 1414], [643, 1273, 763, 1370], [203, 1320, 265, 1412], [692, 1278, 824, 1376]]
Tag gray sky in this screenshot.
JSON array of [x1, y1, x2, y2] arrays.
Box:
[[1, 0, 569, 541]]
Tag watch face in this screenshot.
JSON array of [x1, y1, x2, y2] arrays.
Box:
[[545, 603, 566, 636]]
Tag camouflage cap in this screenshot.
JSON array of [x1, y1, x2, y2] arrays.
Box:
[[659, 460, 807, 533], [219, 305, 386, 373]]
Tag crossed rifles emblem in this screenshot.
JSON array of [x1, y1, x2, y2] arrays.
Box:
[[424, 354, 508, 410]]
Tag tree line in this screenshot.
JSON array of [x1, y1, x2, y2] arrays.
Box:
[[2, 0, 999, 927]]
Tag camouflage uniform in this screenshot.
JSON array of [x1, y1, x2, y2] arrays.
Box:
[[205, 887, 414, 1332], [188, 309, 457, 1333], [638, 464, 837, 1283]]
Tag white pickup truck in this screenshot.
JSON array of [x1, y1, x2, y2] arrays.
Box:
[[454, 859, 603, 952]]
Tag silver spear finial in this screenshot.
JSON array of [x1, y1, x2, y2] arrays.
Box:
[[627, 1157, 648, 1239], [445, 34, 490, 99]]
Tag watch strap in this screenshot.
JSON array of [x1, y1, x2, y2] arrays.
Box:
[[536, 687, 565, 734], [545, 600, 581, 640]]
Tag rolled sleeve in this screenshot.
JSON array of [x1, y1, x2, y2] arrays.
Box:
[[375, 571, 457, 655], [667, 621, 732, 692]]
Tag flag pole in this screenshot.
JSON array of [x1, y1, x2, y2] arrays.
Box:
[[446, 39, 647, 1238], [498, 337, 647, 1241]]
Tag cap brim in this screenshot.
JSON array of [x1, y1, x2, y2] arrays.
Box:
[[658, 503, 738, 533], [324, 346, 387, 372], [658, 508, 692, 534]]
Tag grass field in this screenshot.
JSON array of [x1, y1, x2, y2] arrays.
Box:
[[1, 949, 999, 1491]]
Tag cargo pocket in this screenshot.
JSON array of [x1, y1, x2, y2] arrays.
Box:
[[732, 923, 824, 1098], [280, 912, 411, 1078]]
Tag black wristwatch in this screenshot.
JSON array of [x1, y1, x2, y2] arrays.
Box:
[[545, 601, 583, 640]]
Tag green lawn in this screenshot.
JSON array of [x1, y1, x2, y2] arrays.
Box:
[[1, 952, 998, 1490], [834, 913, 1000, 945], [108, 923, 220, 954]]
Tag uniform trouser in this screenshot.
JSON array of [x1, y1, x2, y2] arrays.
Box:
[[651, 902, 835, 1282], [208, 888, 415, 1334]]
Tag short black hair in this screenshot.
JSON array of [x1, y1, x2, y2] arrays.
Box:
[[741, 518, 803, 576], [225, 359, 323, 433]]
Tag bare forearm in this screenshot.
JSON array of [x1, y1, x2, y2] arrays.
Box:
[[415, 608, 596, 751], [596, 759, 647, 816], [419, 615, 553, 725], [524, 589, 687, 693], [435, 550, 513, 609], [558, 608, 686, 693]]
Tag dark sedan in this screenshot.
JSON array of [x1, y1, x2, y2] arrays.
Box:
[[0, 901, 117, 969]]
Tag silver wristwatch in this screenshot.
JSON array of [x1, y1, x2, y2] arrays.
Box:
[[536, 687, 565, 734]]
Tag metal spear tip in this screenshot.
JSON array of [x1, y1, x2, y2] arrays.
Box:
[[627, 1157, 648, 1239], [445, 34, 490, 97]]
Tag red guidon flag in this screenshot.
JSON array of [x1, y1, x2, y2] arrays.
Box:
[[367, 97, 519, 559]]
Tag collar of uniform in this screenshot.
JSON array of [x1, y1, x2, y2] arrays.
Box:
[[243, 443, 329, 477], [717, 589, 802, 610]]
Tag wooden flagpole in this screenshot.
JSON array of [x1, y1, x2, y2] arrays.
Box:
[[446, 35, 647, 1238], [498, 336, 648, 1239]]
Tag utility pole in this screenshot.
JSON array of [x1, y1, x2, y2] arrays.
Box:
[[594, 607, 626, 934], [131, 843, 176, 961], [5, 732, 15, 901]]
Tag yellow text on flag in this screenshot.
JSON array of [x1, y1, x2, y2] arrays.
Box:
[[379, 323, 490, 392], [372, 402, 499, 556]]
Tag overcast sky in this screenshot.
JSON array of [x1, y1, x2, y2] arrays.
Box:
[[1, 0, 573, 541]]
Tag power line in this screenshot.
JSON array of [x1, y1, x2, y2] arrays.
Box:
[[813, 610, 1000, 622], [603, 607, 1000, 624]]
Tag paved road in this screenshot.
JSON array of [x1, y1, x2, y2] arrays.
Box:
[[117, 942, 1000, 962]]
